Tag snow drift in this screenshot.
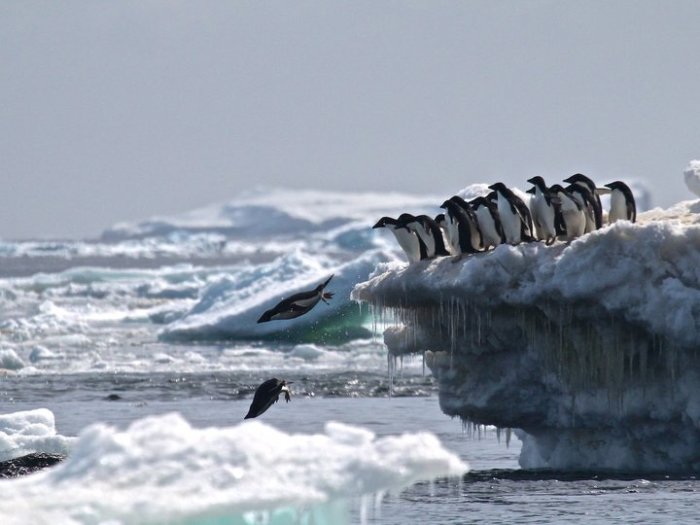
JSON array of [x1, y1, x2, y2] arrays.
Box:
[[353, 199, 700, 472], [0, 412, 466, 525]]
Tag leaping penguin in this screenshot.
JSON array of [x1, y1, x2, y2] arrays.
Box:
[[563, 173, 603, 230], [244, 378, 293, 419], [526, 176, 558, 245], [605, 181, 636, 223], [372, 216, 425, 263], [488, 183, 535, 245], [257, 275, 334, 323]]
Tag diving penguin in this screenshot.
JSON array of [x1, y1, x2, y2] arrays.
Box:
[[244, 378, 293, 419], [605, 181, 636, 223], [257, 275, 334, 323]]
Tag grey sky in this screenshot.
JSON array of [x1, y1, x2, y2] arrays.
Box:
[[2, 1, 699, 239]]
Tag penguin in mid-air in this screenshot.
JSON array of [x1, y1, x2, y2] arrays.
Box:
[[488, 183, 535, 245], [257, 275, 334, 323], [244, 378, 293, 419], [549, 184, 586, 240], [399, 214, 450, 259], [526, 176, 558, 245], [372, 216, 425, 263], [605, 181, 636, 223], [563, 173, 603, 230], [469, 196, 505, 249]]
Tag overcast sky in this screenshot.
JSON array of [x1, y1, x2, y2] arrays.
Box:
[[1, 1, 699, 239]]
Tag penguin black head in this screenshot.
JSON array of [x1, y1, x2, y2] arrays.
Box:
[[527, 176, 548, 191], [549, 184, 566, 194], [435, 213, 445, 223], [395, 213, 417, 230], [563, 173, 596, 190], [372, 216, 397, 229], [470, 196, 487, 208], [604, 181, 631, 192], [488, 182, 508, 193], [315, 274, 334, 292]]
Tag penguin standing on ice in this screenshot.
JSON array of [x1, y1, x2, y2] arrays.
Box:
[[440, 199, 482, 257], [257, 275, 334, 323], [563, 173, 603, 230], [526, 176, 558, 245], [449, 196, 484, 251], [400, 215, 450, 258], [488, 183, 535, 245], [549, 185, 586, 240], [434, 213, 458, 255], [605, 181, 637, 223], [469, 196, 505, 249], [372, 216, 425, 263], [244, 378, 293, 419]]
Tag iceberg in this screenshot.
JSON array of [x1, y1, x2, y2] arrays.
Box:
[[353, 198, 700, 472], [0, 412, 466, 524]]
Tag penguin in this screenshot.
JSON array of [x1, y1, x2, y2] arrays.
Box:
[[440, 199, 482, 257], [257, 275, 334, 323], [526, 176, 558, 245], [372, 216, 424, 263], [469, 196, 505, 249], [487, 183, 535, 245], [401, 214, 451, 258], [563, 173, 603, 230], [244, 378, 292, 419], [434, 213, 458, 255], [605, 181, 636, 223], [449, 196, 484, 251], [548, 185, 586, 240], [564, 183, 598, 233]]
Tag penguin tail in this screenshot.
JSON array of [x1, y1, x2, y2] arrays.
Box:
[[257, 310, 273, 323]]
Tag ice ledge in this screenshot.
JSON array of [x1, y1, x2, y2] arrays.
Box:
[[352, 201, 700, 472]]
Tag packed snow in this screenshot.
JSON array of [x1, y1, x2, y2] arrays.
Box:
[[684, 160, 700, 197], [0, 411, 466, 525]]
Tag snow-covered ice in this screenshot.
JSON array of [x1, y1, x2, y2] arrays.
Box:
[[0, 411, 466, 525], [353, 197, 700, 472], [0, 409, 73, 462]]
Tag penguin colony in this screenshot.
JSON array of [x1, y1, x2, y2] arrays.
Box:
[[374, 174, 636, 262]]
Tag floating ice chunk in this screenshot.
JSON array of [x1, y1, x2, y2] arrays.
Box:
[[0, 409, 73, 462], [0, 413, 466, 524]]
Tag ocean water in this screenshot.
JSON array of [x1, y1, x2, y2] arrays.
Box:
[[0, 190, 698, 523]]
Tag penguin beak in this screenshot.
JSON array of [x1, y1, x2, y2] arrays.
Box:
[[372, 219, 384, 229], [286, 381, 294, 385], [322, 275, 334, 288]]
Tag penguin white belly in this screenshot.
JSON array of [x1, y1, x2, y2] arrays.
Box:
[[531, 194, 556, 240], [475, 206, 500, 248], [390, 227, 420, 262], [445, 214, 460, 254], [290, 295, 320, 308], [608, 190, 628, 223], [559, 197, 585, 239], [497, 198, 522, 244], [570, 193, 596, 233], [410, 224, 435, 257]]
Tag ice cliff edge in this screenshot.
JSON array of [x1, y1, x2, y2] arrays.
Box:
[[352, 200, 700, 472]]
